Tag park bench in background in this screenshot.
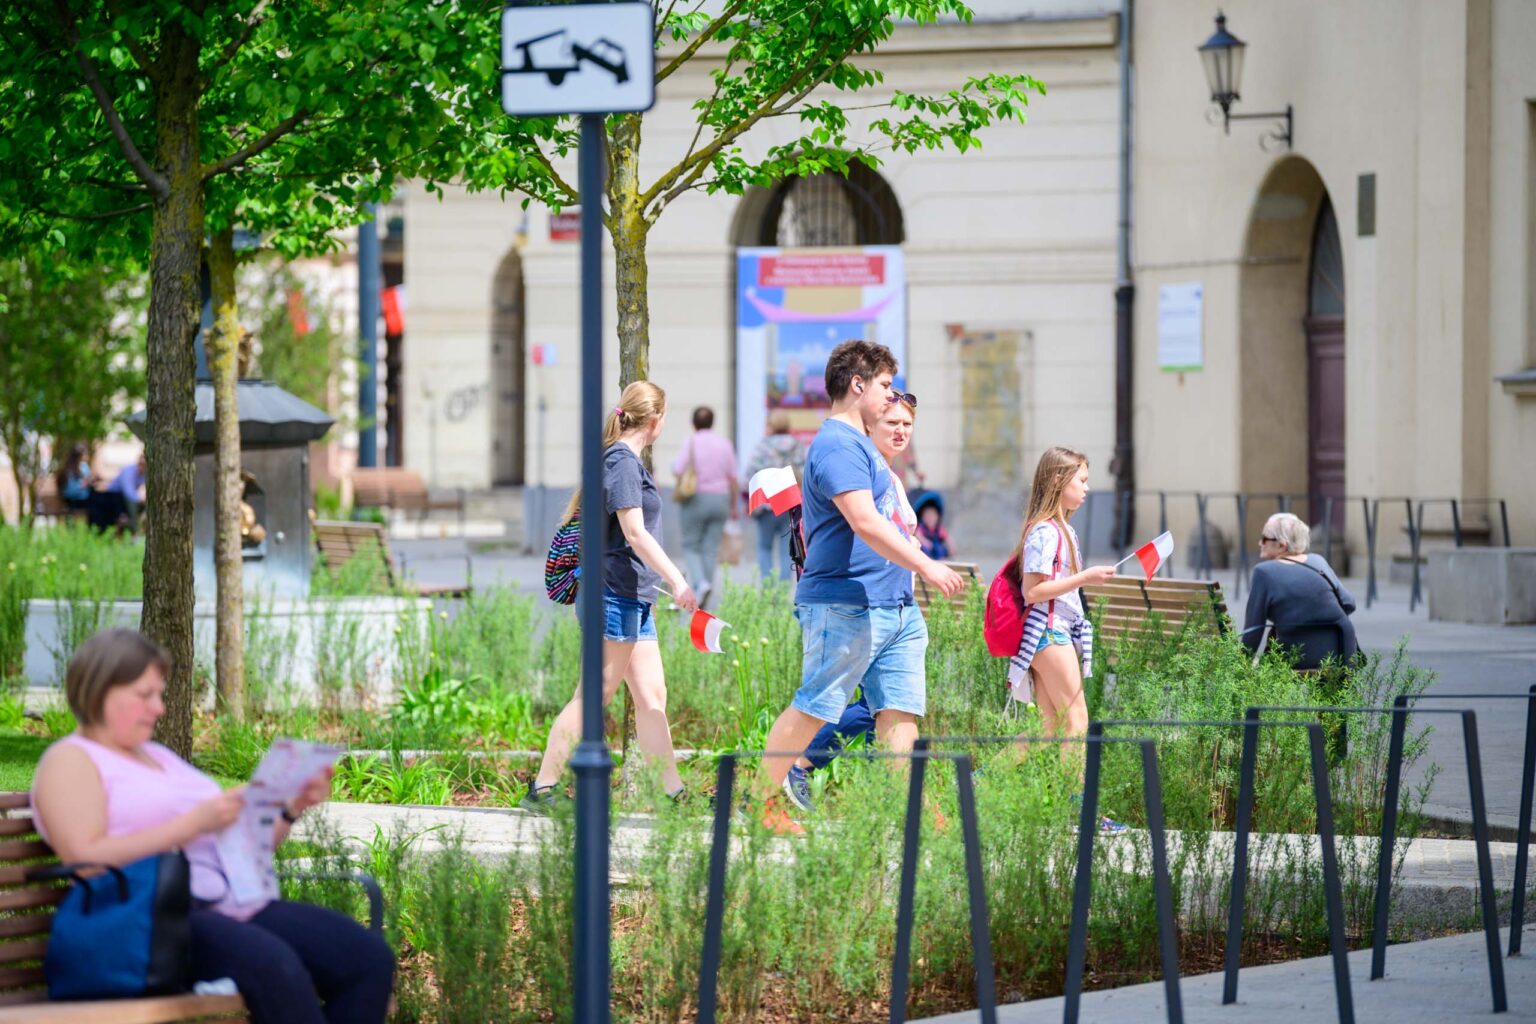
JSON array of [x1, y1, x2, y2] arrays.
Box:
[[349, 468, 464, 525], [913, 561, 981, 615], [1083, 576, 1229, 649], [312, 518, 470, 598], [31, 479, 85, 523]]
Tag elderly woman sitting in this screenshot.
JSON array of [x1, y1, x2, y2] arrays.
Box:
[[1240, 512, 1359, 669], [30, 630, 393, 1024]]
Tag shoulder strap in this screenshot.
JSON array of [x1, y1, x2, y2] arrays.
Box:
[[1282, 557, 1347, 611]]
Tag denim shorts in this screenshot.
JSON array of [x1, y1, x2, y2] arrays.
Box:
[[793, 602, 928, 722], [602, 590, 657, 642], [1035, 627, 1072, 652]]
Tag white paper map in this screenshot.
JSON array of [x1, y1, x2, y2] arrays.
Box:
[[214, 738, 344, 905]]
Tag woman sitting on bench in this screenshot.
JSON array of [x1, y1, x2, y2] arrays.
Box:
[[30, 629, 393, 1024]]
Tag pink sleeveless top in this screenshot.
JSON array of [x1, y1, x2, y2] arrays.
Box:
[[30, 735, 269, 921]]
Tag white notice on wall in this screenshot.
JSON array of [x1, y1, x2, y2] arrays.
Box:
[[1157, 283, 1204, 371]]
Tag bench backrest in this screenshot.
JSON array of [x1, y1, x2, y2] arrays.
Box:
[[0, 792, 65, 1007], [312, 519, 398, 592], [1082, 577, 1229, 643], [912, 561, 982, 615], [350, 468, 428, 510]]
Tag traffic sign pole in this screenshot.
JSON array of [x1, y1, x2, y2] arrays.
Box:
[[571, 111, 612, 1024]]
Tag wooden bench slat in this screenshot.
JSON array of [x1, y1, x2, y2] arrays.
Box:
[[0, 889, 65, 914], [0, 966, 45, 991], [0, 993, 246, 1023], [0, 916, 52, 940], [0, 841, 54, 864], [0, 940, 50, 966], [0, 798, 28, 813], [0, 821, 37, 839]]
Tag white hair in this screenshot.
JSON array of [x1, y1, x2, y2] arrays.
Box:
[[1265, 512, 1310, 554]]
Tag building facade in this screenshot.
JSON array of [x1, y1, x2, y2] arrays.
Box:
[[396, 0, 1536, 562]]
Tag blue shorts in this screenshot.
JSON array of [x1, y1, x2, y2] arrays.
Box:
[[602, 590, 656, 642], [793, 603, 928, 722], [1036, 627, 1072, 652]]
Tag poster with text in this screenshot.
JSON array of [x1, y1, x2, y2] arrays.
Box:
[[735, 246, 907, 461]]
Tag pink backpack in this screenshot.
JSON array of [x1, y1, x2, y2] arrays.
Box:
[[982, 521, 1067, 657]]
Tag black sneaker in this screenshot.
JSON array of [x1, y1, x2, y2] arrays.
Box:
[[519, 782, 563, 815]]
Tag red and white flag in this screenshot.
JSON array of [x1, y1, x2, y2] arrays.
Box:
[[747, 466, 801, 516], [1125, 531, 1175, 581], [689, 610, 731, 654]]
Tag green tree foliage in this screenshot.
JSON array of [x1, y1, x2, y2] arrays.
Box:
[[448, 0, 1047, 385], [0, 254, 145, 523]]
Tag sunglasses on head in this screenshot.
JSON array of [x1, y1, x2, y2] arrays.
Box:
[[888, 390, 917, 408]]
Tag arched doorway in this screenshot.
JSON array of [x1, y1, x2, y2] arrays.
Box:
[[729, 162, 905, 248], [1239, 157, 1343, 525], [490, 248, 526, 486], [1304, 198, 1345, 524]]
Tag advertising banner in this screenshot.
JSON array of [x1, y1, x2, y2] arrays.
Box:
[[734, 246, 906, 459]]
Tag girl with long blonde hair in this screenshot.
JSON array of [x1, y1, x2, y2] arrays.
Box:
[[1006, 446, 1124, 832], [523, 381, 699, 811]]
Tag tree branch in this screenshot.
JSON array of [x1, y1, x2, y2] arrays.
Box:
[[52, 0, 168, 200], [654, 0, 749, 85], [85, 175, 151, 193], [205, 4, 270, 93], [526, 145, 578, 203], [203, 111, 308, 180], [42, 200, 153, 221], [101, 0, 154, 71]]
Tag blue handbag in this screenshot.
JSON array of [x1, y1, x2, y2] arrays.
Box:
[[39, 851, 193, 999]]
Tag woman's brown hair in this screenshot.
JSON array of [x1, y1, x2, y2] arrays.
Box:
[[561, 380, 667, 523], [65, 629, 171, 726], [1005, 446, 1088, 583]]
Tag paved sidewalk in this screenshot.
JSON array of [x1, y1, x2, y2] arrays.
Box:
[[912, 928, 1534, 1023]]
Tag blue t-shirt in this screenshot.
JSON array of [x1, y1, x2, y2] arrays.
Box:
[[795, 419, 912, 607]]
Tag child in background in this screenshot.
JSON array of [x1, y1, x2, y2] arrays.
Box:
[[916, 502, 949, 560], [1005, 445, 1125, 833]]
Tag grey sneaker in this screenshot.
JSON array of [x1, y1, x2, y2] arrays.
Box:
[[782, 765, 813, 812]]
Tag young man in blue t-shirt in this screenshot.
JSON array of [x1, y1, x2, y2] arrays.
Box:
[[759, 340, 963, 830]]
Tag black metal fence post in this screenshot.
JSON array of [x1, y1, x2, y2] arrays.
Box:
[[1235, 494, 1250, 600], [889, 741, 930, 1024], [1408, 499, 1424, 612], [1514, 685, 1536, 957], [1363, 497, 1379, 609], [1196, 492, 1212, 580]]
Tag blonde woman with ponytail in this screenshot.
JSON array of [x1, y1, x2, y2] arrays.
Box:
[[522, 382, 699, 811], [1006, 446, 1126, 833]]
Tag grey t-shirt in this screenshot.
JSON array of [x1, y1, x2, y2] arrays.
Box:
[[603, 443, 663, 602]]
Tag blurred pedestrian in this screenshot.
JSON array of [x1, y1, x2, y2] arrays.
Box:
[[672, 406, 737, 608], [109, 452, 147, 531], [743, 410, 806, 581]]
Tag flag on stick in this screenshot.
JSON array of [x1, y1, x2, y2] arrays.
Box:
[[1116, 531, 1175, 581], [747, 466, 801, 516], [689, 609, 731, 653]]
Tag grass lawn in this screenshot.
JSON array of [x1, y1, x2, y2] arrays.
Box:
[[0, 732, 50, 794]]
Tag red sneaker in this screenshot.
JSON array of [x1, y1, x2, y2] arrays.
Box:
[[761, 795, 806, 835]]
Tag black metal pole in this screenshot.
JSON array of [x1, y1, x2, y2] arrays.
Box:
[[953, 758, 998, 1024], [1063, 741, 1102, 1024], [1512, 685, 1536, 957], [1223, 712, 1260, 1003], [1461, 712, 1509, 1011], [1363, 498, 1378, 609], [572, 112, 612, 1024], [1307, 725, 1355, 1024], [696, 757, 736, 1024], [1370, 700, 1408, 980], [889, 742, 930, 1024]]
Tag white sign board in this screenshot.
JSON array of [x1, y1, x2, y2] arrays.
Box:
[[501, 2, 656, 116], [1157, 282, 1204, 371]]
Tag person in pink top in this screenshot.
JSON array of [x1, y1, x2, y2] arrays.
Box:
[[671, 405, 739, 608], [30, 630, 393, 1024]]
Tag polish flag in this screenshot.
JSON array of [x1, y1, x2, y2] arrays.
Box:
[[748, 466, 801, 516], [689, 610, 731, 654], [1132, 531, 1175, 580]]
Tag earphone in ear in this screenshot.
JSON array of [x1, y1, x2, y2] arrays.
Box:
[[855, 383, 864, 394]]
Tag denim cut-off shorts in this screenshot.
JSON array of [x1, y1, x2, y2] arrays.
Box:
[[792, 602, 929, 722], [602, 589, 657, 642], [1036, 627, 1073, 652]]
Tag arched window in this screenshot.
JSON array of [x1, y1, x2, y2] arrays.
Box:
[[748, 163, 904, 247], [1308, 197, 1344, 317]]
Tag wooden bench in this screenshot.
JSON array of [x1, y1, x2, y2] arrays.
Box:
[[312, 519, 470, 598], [31, 479, 85, 523], [349, 468, 464, 524], [0, 792, 386, 1023], [0, 792, 245, 1022], [913, 561, 982, 615], [1082, 576, 1230, 647]]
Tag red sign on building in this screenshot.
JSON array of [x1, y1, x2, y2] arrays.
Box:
[[758, 253, 885, 288], [549, 209, 581, 241]]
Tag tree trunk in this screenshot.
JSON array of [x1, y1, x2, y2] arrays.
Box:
[[607, 114, 650, 773], [609, 114, 650, 391], [142, 27, 204, 758], [206, 228, 244, 720]]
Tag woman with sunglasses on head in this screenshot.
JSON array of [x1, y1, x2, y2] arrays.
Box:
[[781, 389, 922, 812]]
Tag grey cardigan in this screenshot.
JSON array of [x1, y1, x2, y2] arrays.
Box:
[[1240, 554, 1357, 651]]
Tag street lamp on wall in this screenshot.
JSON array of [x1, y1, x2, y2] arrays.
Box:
[[1199, 11, 1293, 150]]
